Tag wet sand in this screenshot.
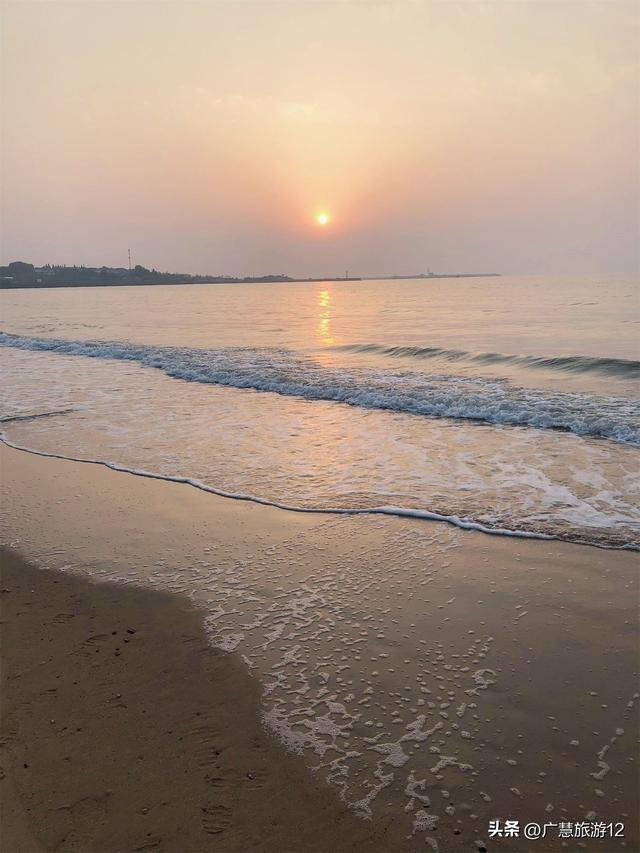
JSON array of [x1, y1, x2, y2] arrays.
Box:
[[1, 442, 638, 852], [0, 549, 401, 853]]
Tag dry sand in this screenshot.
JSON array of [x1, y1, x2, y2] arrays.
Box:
[[1, 442, 638, 853]]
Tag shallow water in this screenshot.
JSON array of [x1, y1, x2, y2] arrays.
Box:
[[1, 273, 638, 546]]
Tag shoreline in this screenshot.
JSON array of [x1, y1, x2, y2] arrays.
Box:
[[0, 273, 500, 291], [1, 442, 638, 852], [1, 433, 635, 552]]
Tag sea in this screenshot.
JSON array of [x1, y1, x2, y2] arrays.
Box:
[[1, 273, 638, 549], [2, 273, 639, 848]]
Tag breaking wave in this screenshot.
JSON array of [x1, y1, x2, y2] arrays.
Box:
[[1, 332, 639, 445], [336, 343, 640, 378]]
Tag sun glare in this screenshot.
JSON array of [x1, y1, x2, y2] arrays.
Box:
[[316, 213, 330, 226]]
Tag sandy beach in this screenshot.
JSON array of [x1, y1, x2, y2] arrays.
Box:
[[1, 548, 402, 853], [3, 0, 639, 848], [1, 441, 638, 852]]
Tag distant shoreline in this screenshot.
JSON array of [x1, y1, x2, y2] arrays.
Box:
[[0, 272, 501, 290]]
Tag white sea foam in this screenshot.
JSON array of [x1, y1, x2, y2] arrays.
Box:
[[1, 332, 638, 445], [0, 431, 571, 544], [4, 430, 638, 550]]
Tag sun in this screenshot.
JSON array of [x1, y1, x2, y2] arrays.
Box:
[[315, 212, 330, 226]]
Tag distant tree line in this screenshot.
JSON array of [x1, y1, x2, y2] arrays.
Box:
[[0, 261, 294, 289]]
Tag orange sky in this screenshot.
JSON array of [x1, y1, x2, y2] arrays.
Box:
[[1, 0, 638, 276]]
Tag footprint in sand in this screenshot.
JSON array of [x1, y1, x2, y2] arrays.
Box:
[[204, 769, 239, 789], [133, 835, 162, 851], [76, 633, 110, 656], [189, 722, 224, 770], [244, 767, 268, 789], [0, 729, 17, 749], [191, 721, 222, 735], [200, 803, 232, 835]]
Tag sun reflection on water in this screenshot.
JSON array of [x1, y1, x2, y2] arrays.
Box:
[[317, 289, 334, 345]]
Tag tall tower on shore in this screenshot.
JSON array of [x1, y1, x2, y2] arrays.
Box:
[[128, 248, 132, 272]]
